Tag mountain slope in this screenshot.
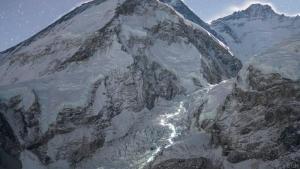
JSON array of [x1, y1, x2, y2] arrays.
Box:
[[0, 0, 241, 169], [0, 0, 240, 86], [160, 0, 225, 42], [211, 4, 300, 63], [205, 4, 300, 169], [209, 65, 300, 169]]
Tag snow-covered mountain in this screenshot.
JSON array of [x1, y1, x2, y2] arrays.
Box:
[[0, 0, 241, 169], [211, 3, 300, 93], [207, 4, 300, 169], [211, 4, 300, 64], [1, 1, 299, 169]]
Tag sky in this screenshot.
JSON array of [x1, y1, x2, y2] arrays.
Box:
[[0, 0, 299, 52]]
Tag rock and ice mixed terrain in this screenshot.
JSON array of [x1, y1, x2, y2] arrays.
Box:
[[0, 0, 241, 169], [209, 3, 300, 169], [159, 0, 224, 42], [0, 1, 299, 169], [211, 66, 300, 168]]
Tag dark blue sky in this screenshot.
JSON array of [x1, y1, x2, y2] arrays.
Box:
[[0, 0, 299, 51]]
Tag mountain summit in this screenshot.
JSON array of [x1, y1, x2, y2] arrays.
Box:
[[242, 3, 276, 18], [220, 3, 277, 21], [211, 3, 300, 64]]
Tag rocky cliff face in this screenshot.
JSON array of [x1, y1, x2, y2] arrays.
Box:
[[0, 0, 241, 169], [209, 66, 300, 168], [159, 0, 225, 42], [202, 3, 300, 169]]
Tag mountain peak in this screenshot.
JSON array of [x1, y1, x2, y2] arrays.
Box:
[[244, 3, 275, 17], [215, 3, 277, 21], [247, 3, 273, 10]]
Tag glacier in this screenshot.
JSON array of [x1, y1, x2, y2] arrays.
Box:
[[0, 1, 299, 169]]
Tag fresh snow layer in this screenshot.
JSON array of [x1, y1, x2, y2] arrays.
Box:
[[250, 37, 300, 80], [212, 16, 300, 63], [0, 36, 134, 133], [212, 9, 300, 81], [149, 39, 202, 92]]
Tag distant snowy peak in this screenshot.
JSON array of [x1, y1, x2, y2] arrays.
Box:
[[216, 3, 277, 21], [211, 3, 300, 80], [244, 4, 276, 17]]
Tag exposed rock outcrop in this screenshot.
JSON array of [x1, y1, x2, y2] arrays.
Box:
[[211, 65, 300, 167], [152, 157, 218, 169]]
